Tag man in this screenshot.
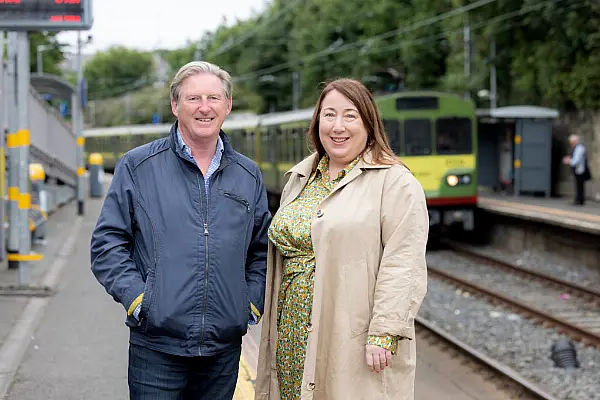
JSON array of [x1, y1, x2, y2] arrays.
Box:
[[90, 61, 271, 399], [563, 134, 591, 205]]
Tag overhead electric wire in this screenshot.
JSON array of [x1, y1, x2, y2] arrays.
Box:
[[234, 0, 580, 82], [233, 0, 501, 81], [214, 0, 306, 56]]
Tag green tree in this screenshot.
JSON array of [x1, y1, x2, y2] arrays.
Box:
[[28, 32, 66, 76], [84, 46, 154, 100]]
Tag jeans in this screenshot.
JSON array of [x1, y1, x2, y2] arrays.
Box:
[[128, 343, 241, 400]]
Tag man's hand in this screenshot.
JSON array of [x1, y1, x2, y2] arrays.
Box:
[[365, 344, 392, 373], [563, 155, 571, 165]]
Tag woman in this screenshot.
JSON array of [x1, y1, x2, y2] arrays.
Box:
[[255, 79, 429, 400]]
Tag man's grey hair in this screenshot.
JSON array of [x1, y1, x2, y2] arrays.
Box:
[[568, 134, 580, 143], [170, 61, 233, 103]]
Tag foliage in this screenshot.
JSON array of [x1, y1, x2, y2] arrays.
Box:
[[83, 46, 155, 100], [28, 32, 66, 75], [89, 0, 600, 126]]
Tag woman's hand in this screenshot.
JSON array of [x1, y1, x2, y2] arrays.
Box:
[[365, 344, 392, 373]]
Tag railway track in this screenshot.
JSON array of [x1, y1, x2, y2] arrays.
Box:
[[416, 316, 560, 400], [429, 241, 600, 348]]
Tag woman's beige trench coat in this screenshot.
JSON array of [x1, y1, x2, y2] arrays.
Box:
[[255, 152, 429, 400]]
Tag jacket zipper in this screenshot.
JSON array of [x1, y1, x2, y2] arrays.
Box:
[[198, 174, 210, 356], [223, 191, 251, 212]]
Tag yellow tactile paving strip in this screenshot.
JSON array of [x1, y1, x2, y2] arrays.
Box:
[[234, 331, 259, 400], [233, 356, 256, 400]]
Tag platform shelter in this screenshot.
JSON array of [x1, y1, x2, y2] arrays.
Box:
[[476, 106, 559, 197]]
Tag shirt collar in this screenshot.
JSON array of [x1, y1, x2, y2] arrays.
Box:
[[177, 127, 224, 157], [315, 154, 361, 183]]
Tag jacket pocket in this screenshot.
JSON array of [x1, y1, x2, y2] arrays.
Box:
[[343, 261, 371, 337], [222, 191, 251, 213]]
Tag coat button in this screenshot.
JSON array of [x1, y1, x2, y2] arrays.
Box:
[[316, 209, 323, 218], [307, 382, 315, 391], [306, 323, 313, 332]]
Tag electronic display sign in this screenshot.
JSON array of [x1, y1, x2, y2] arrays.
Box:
[[0, 0, 93, 31]]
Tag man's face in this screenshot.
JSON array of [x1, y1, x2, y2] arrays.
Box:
[[171, 73, 232, 142]]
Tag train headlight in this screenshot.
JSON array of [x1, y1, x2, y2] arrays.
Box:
[[446, 175, 459, 187], [461, 175, 471, 184]]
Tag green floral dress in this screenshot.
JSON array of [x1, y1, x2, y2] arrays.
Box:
[[268, 155, 398, 400]]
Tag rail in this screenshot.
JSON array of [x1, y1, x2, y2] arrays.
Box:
[[416, 317, 560, 400], [429, 244, 600, 348]]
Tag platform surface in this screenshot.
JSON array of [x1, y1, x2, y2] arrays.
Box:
[[478, 191, 600, 235]]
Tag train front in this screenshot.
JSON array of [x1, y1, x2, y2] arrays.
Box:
[[378, 92, 478, 235]]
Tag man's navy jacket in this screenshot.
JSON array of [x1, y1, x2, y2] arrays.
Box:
[[90, 123, 271, 357]]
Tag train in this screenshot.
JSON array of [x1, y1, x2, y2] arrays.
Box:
[[84, 91, 478, 235]]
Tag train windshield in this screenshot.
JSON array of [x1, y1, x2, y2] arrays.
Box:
[[383, 119, 402, 154], [436, 117, 472, 155], [404, 119, 432, 156]]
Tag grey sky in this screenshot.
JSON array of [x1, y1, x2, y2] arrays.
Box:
[[58, 0, 268, 54]]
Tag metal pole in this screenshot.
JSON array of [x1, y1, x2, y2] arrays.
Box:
[[463, 17, 471, 99], [6, 32, 20, 270], [292, 71, 300, 110], [75, 32, 85, 216], [490, 38, 497, 109], [16, 32, 32, 284], [36, 46, 43, 74], [0, 31, 5, 261]]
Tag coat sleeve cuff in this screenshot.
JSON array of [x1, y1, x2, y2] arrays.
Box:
[[128, 292, 144, 316], [250, 302, 261, 324], [368, 320, 414, 340], [366, 335, 399, 354], [123, 281, 146, 315]]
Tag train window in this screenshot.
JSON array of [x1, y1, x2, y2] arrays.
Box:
[[383, 119, 401, 154], [404, 119, 432, 156], [436, 117, 472, 155], [396, 97, 439, 111]]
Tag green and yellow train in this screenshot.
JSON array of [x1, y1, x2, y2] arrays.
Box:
[[85, 91, 478, 233]]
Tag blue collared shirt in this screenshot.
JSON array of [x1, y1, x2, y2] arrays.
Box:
[[177, 128, 224, 202], [570, 143, 587, 175]]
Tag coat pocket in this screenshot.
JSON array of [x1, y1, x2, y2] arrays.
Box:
[[343, 261, 371, 337]]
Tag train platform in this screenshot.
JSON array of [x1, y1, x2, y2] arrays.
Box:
[[478, 191, 600, 235], [0, 180, 521, 400], [0, 181, 257, 400]]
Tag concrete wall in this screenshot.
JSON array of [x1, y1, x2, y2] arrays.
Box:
[[553, 111, 600, 202], [485, 212, 600, 269]]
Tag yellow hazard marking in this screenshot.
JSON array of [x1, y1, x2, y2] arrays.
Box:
[[7, 133, 19, 148], [0, 147, 4, 199], [514, 135, 522, 144], [19, 130, 30, 146], [7, 253, 43, 261], [514, 159, 521, 168], [233, 356, 256, 400], [7, 130, 30, 147], [88, 153, 103, 165], [77, 137, 85, 146], [29, 163, 46, 181], [18, 193, 31, 209], [8, 187, 19, 201]]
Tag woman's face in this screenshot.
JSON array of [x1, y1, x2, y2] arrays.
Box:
[[318, 90, 368, 167]]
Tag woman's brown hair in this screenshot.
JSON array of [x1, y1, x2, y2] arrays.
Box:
[[307, 78, 403, 166]]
